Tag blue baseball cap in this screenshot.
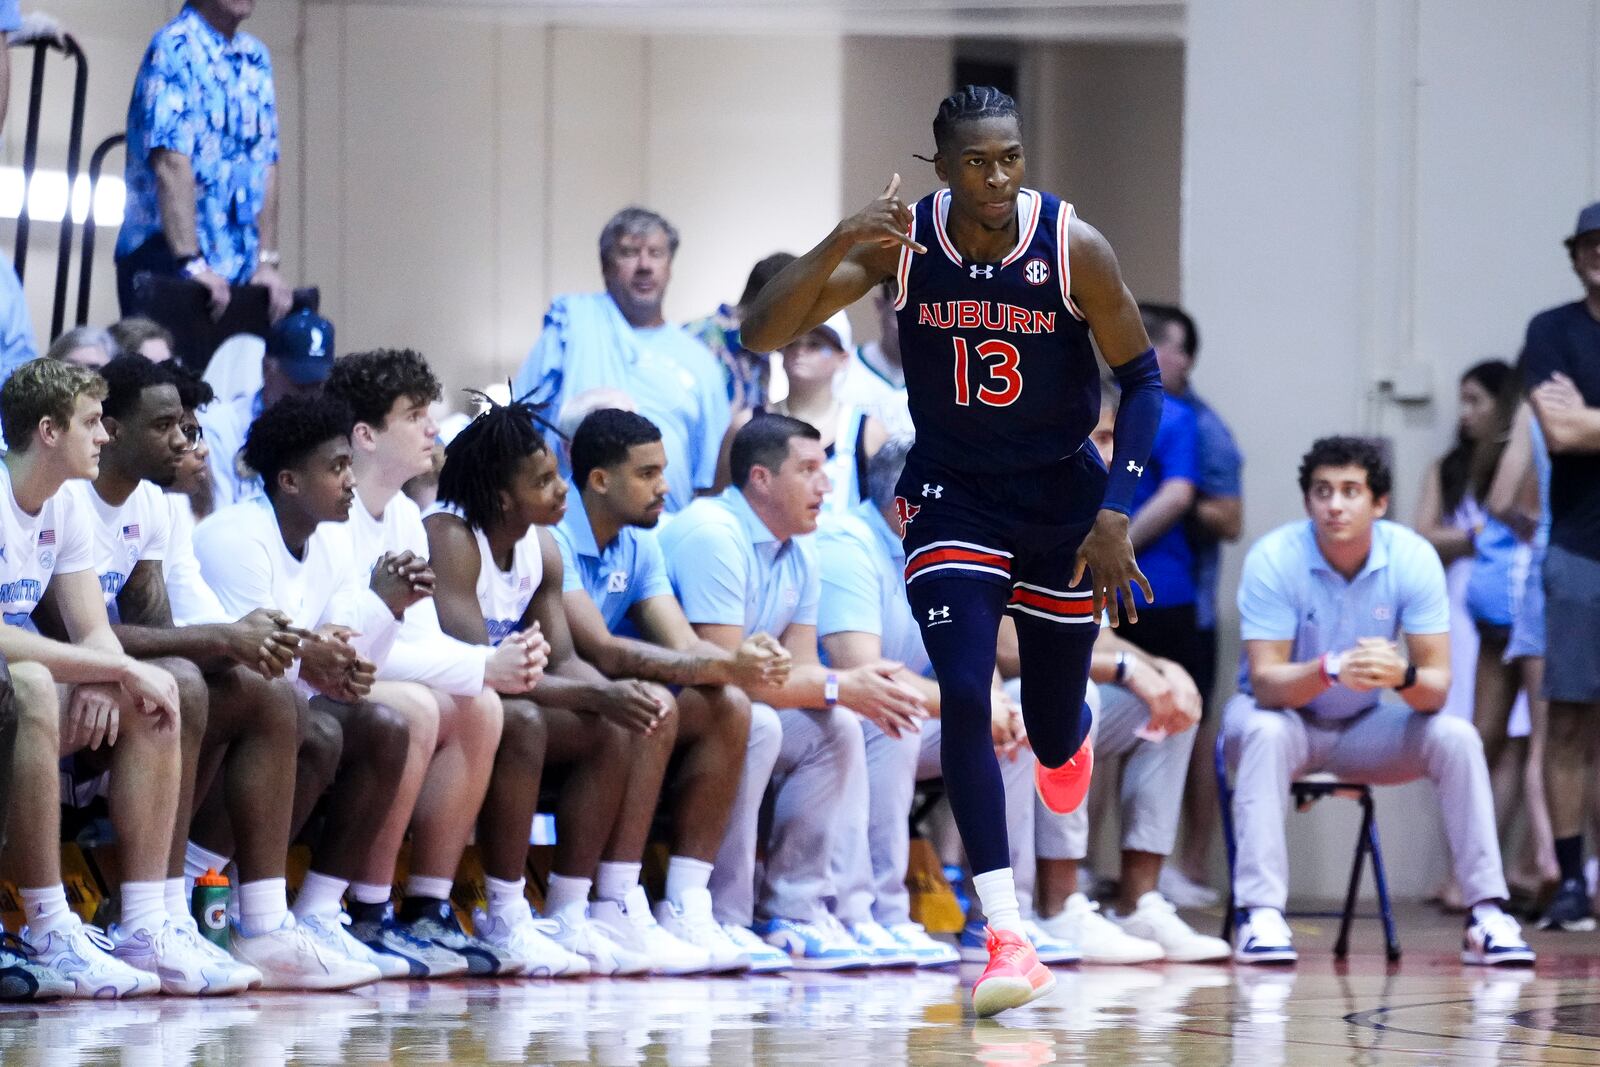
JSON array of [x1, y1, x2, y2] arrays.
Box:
[[265, 308, 336, 384], [1565, 201, 1600, 251]]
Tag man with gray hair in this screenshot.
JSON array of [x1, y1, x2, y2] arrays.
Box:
[[514, 206, 730, 512]]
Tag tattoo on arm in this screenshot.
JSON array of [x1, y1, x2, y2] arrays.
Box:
[[606, 637, 717, 686], [116, 561, 175, 628]]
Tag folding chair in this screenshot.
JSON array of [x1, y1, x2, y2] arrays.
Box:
[[1214, 732, 1401, 961]]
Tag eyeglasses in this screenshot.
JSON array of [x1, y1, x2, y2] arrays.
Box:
[[179, 423, 204, 452]]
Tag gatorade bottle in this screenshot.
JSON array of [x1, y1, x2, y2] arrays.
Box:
[[192, 868, 231, 950]]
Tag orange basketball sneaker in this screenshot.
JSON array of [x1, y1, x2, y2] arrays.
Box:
[[1034, 734, 1094, 814], [972, 927, 1055, 1018]]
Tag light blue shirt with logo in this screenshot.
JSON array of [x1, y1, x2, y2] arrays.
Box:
[[1237, 519, 1449, 720], [551, 490, 673, 635], [816, 502, 931, 678], [658, 486, 817, 638]]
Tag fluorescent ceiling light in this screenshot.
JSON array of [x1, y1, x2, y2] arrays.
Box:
[[0, 166, 125, 226]]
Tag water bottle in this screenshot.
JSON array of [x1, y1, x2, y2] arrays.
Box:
[[191, 868, 230, 950]]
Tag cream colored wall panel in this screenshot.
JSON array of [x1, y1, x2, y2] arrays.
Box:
[[490, 21, 548, 391], [334, 5, 499, 394], [643, 33, 844, 326], [298, 4, 346, 328], [543, 28, 646, 309]]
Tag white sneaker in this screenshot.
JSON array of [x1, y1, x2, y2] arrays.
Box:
[[170, 917, 264, 990], [1158, 867, 1221, 909], [1463, 910, 1537, 967], [886, 921, 960, 967], [755, 916, 872, 971], [1114, 892, 1230, 963], [611, 886, 714, 976], [1233, 907, 1298, 965], [541, 904, 650, 976], [471, 905, 588, 978], [720, 922, 791, 973], [653, 888, 751, 973], [1040, 894, 1163, 964], [296, 912, 410, 981], [107, 918, 254, 996], [23, 914, 161, 999], [230, 915, 382, 990], [847, 918, 917, 967]]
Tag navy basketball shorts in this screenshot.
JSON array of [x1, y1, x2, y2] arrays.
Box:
[[894, 443, 1108, 616]]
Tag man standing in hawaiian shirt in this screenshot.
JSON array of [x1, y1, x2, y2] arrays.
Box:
[[116, 0, 291, 326]]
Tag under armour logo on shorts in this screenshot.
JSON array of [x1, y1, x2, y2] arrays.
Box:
[[969, 264, 994, 280], [922, 484, 943, 499], [927, 606, 952, 625], [1126, 460, 1144, 476]]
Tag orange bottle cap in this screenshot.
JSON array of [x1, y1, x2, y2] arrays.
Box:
[[195, 868, 230, 888]]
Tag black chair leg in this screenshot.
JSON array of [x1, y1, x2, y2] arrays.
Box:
[[1334, 797, 1372, 960], [1214, 734, 1236, 942], [1366, 804, 1402, 962]]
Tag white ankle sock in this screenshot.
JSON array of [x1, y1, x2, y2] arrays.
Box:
[[486, 876, 527, 920], [405, 874, 453, 903], [19, 884, 72, 936], [349, 881, 392, 906], [121, 880, 168, 933], [1471, 900, 1506, 923], [971, 868, 1025, 936], [239, 878, 289, 938], [291, 872, 349, 919], [165, 877, 189, 921], [665, 857, 713, 904], [544, 874, 592, 916], [595, 862, 641, 904], [183, 841, 230, 894]]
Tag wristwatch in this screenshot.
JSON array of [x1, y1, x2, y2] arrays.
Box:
[[1320, 651, 1343, 687], [256, 248, 281, 269], [823, 672, 840, 708], [1398, 663, 1419, 690], [179, 254, 211, 280]]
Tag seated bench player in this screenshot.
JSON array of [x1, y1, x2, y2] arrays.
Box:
[[322, 350, 526, 977], [1224, 436, 1533, 966], [553, 408, 797, 973], [194, 394, 438, 983], [43, 355, 360, 990], [425, 397, 658, 977], [658, 414, 929, 970], [0, 358, 185, 997]]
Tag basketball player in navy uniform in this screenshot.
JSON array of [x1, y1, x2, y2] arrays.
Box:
[[742, 86, 1165, 1017]]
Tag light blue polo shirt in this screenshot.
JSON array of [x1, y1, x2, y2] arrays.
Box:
[[1237, 519, 1450, 719], [817, 503, 932, 678], [551, 490, 673, 634], [658, 486, 818, 638]]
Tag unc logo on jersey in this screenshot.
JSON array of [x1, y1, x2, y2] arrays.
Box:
[[969, 264, 994, 280], [1023, 258, 1050, 286], [892, 497, 920, 536], [606, 571, 628, 594]]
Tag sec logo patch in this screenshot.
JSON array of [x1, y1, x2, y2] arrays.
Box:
[[1023, 258, 1051, 286]]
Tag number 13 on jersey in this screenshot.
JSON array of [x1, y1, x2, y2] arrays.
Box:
[[951, 338, 1023, 407]]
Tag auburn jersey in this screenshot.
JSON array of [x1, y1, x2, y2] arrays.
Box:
[[892, 188, 1100, 474]]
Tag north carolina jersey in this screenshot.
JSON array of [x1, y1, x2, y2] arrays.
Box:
[[0, 464, 94, 627], [424, 503, 544, 647], [68, 480, 171, 619], [893, 188, 1099, 473]]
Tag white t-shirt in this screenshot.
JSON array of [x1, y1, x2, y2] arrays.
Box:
[[423, 503, 544, 647], [196, 393, 263, 510], [838, 343, 913, 439], [0, 463, 94, 626], [65, 480, 171, 621], [162, 493, 230, 626], [193, 497, 399, 690], [348, 489, 490, 697]]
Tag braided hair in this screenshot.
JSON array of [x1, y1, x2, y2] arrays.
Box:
[[931, 85, 1021, 157], [436, 392, 555, 534]]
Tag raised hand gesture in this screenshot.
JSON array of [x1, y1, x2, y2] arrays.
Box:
[[837, 174, 927, 254]]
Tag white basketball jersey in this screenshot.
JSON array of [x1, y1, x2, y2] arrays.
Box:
[[424, 503, 544, 647]]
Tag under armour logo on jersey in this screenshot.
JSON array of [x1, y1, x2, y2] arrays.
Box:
[[1126, 460, 1145, 476], [927, 606, 952, 625], [969, 264, 994, 280], [893, 497, 920, 536], [922, 484, 943, 499]]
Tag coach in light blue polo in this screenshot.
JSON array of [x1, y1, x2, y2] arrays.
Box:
[[1222, 435, 1526, 968], [817, 501, 930, 679], [552, 487, 672, 634]]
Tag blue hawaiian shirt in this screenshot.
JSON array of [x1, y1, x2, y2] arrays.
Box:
[[117, 6, 278, 286]]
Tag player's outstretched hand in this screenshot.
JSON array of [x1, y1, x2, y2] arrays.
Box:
[[1073, 510, 1154, 628], [837, 174, 928, 254]]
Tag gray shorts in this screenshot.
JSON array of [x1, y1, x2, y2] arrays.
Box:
[[1542, 543, 1600, 704], [1505, 544, 1545, 661]]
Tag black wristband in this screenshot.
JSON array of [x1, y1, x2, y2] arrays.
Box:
[[1398, 663, 1418, 690]]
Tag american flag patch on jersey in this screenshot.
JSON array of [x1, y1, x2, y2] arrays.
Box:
[[38, 529, 55, 546], [121, 524, 140, 540]]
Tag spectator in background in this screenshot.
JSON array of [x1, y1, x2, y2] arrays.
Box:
[[836, 279, 913, 439], [515, 207, 730, 513], [1520, 200, 1600, 932], [196, 306, 333, 508], [1140, 302, 1243, 908], [116, 0, 292, 324], [685, 252, 797, 414], [44, 326, 118, 369], [0, 2, 61, 384], [110, 317, 177, 363]]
